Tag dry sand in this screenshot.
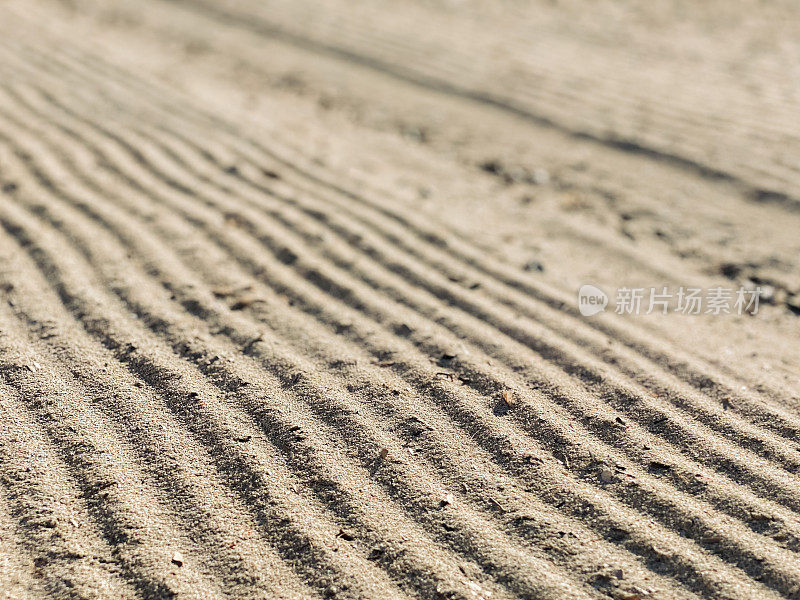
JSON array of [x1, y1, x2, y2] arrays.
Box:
[[0, 0, 799, 598]]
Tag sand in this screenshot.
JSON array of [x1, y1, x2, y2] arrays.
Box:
[[0, 0, 799, 598]]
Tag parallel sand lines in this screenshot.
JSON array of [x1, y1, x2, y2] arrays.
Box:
[[6, 57, 800, 519], [11, 14, 798, 420], [0, 491, 48, 600], [0, 143, 608, 600], [0, 318, 233, 600], [0, 146, 724, 600], [6, 23, 800, 520], [0, 5, 799, 600], [0, 83, 612, 600], [0, 384, 136, 600], [0, 56, 796, 600], [0, 256, 329, 600], [0, 203, 433, 600], [126, 114, 800, 472], [19, 29, 800, 430], [0, 85, 648, 600], [6, 37, 800, 479], [27, 97, 800, 540]]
